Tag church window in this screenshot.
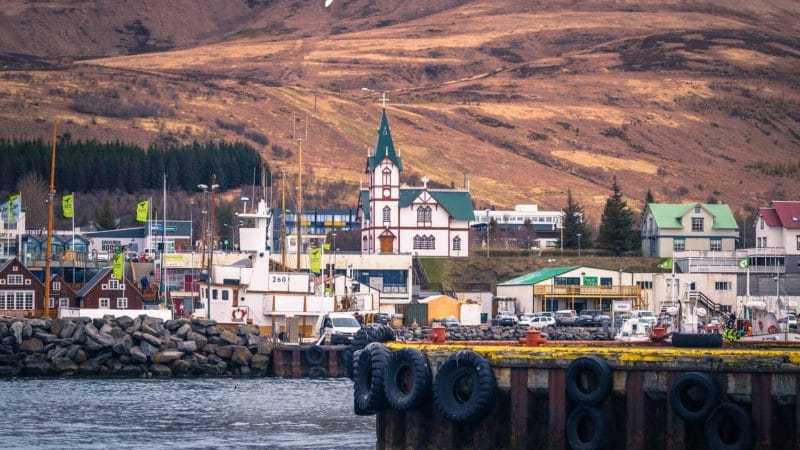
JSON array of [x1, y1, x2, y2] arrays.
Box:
[[417, 206, 432, 226], [413, 235, 422, 250], [382, 168, 391, 186], [383, 206, 391, 223], [452, 236, 461, 251]]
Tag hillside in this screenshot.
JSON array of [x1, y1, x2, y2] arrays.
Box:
[[1, 0, 799, 223]]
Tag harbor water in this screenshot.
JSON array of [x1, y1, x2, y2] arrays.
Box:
[[0, 377, 375, 449]]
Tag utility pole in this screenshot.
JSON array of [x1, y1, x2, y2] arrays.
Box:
[[43, 123, 57, 318], [280, 170, 287, 269]]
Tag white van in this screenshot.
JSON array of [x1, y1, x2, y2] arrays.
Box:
[[315, 312, 362, 345]]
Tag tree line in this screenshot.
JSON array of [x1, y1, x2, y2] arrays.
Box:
[[0, 135, 266, 194]]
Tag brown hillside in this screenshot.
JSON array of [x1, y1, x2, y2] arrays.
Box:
[[0, 0, 799, 224]]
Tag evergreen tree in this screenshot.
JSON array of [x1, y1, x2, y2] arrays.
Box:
[[598, 176, 636, 255], [559, 189, 591, 249], [94, 198, 118, 230]]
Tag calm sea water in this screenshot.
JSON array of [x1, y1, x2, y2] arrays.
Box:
[[0, 377, 375, 449]]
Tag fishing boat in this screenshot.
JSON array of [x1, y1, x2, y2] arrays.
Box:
[[614, 317, 652, 342], [737, 299, 800, 343]]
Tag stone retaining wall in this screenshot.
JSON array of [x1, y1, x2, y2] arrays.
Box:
[[395, 325, 613, 341], [0, 316, 273, 378]]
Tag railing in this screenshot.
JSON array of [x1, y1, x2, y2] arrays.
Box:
[[689, 291, 721, 314], [534, 285, 641, 297]]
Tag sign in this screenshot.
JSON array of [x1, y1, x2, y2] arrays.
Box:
[[613, 300, 633, 312], [150, 225, 178, 232], [582, 276, 598, 286], [163, 254, 186, 268]]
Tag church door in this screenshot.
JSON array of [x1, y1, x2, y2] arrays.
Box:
[[380, 235, 394, 253]]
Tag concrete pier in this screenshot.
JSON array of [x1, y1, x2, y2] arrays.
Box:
[[374, 343, 800, 450]]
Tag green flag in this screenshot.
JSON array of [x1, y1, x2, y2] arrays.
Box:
[[737, 257, 750, 269], [136, 200, 149, 222], [324, 243, 331, 251], [310, 247, 322, 274], [112, 251, 125, 280], [62, 194, 74, 218], [8, 194, 19, 222], [657, 258, 673, 270]]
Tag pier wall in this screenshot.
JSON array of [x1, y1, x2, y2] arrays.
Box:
[[373, 343, 800, 450]]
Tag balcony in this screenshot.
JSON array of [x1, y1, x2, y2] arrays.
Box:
[[676, 249, 786, 274], [533, 285, 641, 297]]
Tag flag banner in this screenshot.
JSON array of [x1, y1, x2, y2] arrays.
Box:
[[7, 194, 20, 222], [136, 200, 149, 222], [62, 194, 74, 218], [657, 258, 673, 270], [310, 247, 322, 274], [324, 243, 331, 251], [112, 252, 125, 280], [737, 257, 750, 269]]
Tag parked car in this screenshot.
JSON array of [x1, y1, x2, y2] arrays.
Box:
[[528, 315, 556, 329], [576, 310, 603, 327], [441, 316, 460, 328], [518, 313, 536, 327], [555, 309, 578, 327], [374, 313, 392, 325], [788, 314, 797, 330], [492, 311, 518, 327]]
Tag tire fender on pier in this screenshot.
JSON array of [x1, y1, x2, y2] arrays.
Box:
[[704, 402, 754, 450], [353, 342, 391, 414], [433, 350, 496, 423], [304, 345, 327, 367], [669, 372, 720, 423], [384, 347, 431, 412], [566, 405, 608, 450], [566, 355, 613, 406]]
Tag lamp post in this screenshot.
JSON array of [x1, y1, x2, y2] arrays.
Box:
[[577, 233, 582, 258], [330, 232, 337, 296], [189, 200, 195, 251], [485, 209, 491, 258], [197, 178, 219, 319], [241, 196, 249, 214]]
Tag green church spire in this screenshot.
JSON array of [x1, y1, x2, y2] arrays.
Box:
[[367, 108, 403, 172]]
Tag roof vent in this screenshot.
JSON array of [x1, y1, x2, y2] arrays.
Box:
[[793, 216, 799, 222]]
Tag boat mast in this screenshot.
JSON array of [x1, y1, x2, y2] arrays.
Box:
[[281, 169, 287, 269], [293, 113, 307, 270], [43, 123, 57, 317], [161, 172, 167, 307]]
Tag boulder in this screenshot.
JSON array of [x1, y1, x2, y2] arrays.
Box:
[[49, 318, 65, 337], [152, 350, 183, 364], [130, 346, 148, 364], [53, 338, 75, 347], [238, 366, 251, 377], [119, 365, 142, 377], [200, 363, 224, 376], [89, 332, 116, 349], [0, 322, 8, 339], [23, 361, 52, 375], [191, 319, 216, 328], [236, 324, 260, 336], [115, 316, 134, 329], [150, 363, 173, 377], [48, 346, 68, 360], [10, 321, 23, 344], [1, 336, 15, 346], [133, 331, 162, 347], [71, 325, 87, 344], [203, 343, 218, 355], [0, 343, 13, 355], [130, 316, 142, 333], [142, 316, 165, 334], [257, 340, 274, 355], [118, 355, 132, 364], [112, 335, 133, 355], [0, 365, 21, 377], [28, 319, 48, 329], [92, 318, 106, 329], [99, 322, 113, 335], [215, 345, 235, 359], [19, 338, 43, 353], [22, 323, 33, 339], [74, 349, 87, 364], [219, 330, 239, 345], [33, 330, 58, 344], [77, 360, 100, 375], [190, 352, 208, 365], [53, 357, 79, 374], [205, 325, 222, 336], [207, 336, 226, 345], [0, 352, 26, 364], [139, 340, 160, 358], [186, 331, 207, 350], [251, 354, 270, 371], [170, 359, 192, 375], [91, 351, 114, 365], [177, 341, 198, 353], [176, 323, 192, 338], [65, 345, 81, 361], [231, 346, 252, 366], [141, 323, 159, 336]]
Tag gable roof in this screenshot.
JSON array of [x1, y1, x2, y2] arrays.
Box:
[[647, 203, 738, 229], [759, 207, 781, 227], [366, 109, 403, 172], [497, 266, 580, 286], [76, 268, 112, 297], [766, 201, 800, 229], [398, 189, 475, 221]]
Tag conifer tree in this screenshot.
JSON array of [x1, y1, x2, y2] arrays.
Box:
[[598, 176, 636, 255], [94, 198, 118, 230], [559, 189, 591, 249]]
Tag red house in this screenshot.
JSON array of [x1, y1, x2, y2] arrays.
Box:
[[75, 268, 144, 310], [0, 256, 45, 317], [47, 273, 78, 313]]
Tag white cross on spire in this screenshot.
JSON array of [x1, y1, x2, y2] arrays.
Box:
[[380, 92, 389, 108]]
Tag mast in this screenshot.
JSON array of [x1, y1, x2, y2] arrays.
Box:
[[281, 170, 287, 269], [43, 123, 57, 317], [296, 139, 303, 270], [207, 174, 217, 319], [161, 172, 167, 307]]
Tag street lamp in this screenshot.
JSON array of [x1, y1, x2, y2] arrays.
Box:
[[241, 196, 249, 214], [577, 233, 582, 258], [197, 179, 219, 319]]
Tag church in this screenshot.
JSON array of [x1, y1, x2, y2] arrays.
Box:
[[357, 106, 474, 257]]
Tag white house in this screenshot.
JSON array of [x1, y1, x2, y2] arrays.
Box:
[[641, 203, 739, 258], [472, 204, 563, 248], [755, 201, 800, 254], [357, 108, 474, 257]]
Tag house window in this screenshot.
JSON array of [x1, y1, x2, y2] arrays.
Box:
[[108, 279, 121, 290], [715, 282, 731, 290], [710, 238, 722, 251], [99, 298, 110, 308], [760, 217, 764, 229], [416, 206, 432, 226], [24, 292, 33, 310], [636, 281, 653, 290], [52, 281, 61, 291], [691, 218, 704, 232], [600, 277, 613, 286], [212, 289, 218, 300], [222, 290, 229, 301], [49, 298, 55, 308], [117, 297, 128, 308], [452, 236, 461, 251], [7, 275, 22, 285], [673, 238, 685, 252], [695, 206, 701, 213], [797, 236, 800, 251], [427, 236, 435, 250], [59, 298, 69, 307], [383, 206, 391, 223], [382, 168, 391, 186]]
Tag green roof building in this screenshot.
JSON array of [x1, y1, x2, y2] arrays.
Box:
[[357, 107, 474, 257], [641, 203, 739, 257]]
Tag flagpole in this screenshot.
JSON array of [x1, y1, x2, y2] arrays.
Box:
[[71, 192, 75, 283]]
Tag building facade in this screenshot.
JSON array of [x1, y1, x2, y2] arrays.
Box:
[[0, 256, 44, 316], [357, 108, 474, 257], [641, 203, 739, 258], [755, 201, 800, 254]]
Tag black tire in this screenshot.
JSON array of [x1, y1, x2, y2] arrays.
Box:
[[669, 372, 720, 423], [353, 393, 376, 416], [704, 403, 754, 450], [433, 350, 496, 423], [566, 356, 613, 406], [354, 342, 391, 412], [307, 365, 328, 378], [672, 332, 723, 348], [384, 347, 431, 411], [566, 405, 608, 450], [304, 345, 326, 367]]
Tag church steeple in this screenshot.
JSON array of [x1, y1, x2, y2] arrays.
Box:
[[367, 108, 403, 172]]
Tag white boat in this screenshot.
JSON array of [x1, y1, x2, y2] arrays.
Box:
[[192, 199, 379, 339], [737, 299, 800, 342], [614, 317, 652, 342]]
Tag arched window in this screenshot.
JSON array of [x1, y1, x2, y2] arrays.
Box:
[[452, 236, 461, 251], [413, 235, 422, 250], [417, 206, 432, 226], [382, 168, 391, 186], [383, 206, 391, 223], [428, 235, 436, 250]]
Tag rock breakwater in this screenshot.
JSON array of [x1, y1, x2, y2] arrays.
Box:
[[394, 325, 613, 341], [0, 316, 273, 378]]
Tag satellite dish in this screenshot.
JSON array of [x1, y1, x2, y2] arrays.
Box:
[[325, 0, 334, 6]]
